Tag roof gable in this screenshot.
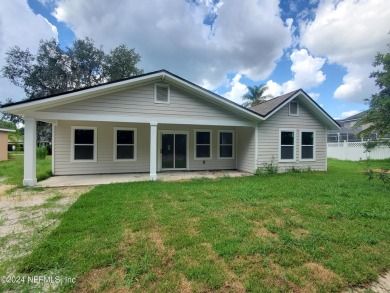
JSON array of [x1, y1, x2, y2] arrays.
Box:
[[250, 89, 340, 130]]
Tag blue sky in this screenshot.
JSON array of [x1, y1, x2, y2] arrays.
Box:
[[0, 0, 389, 119]]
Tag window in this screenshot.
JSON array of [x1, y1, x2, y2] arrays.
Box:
[[289, 101, 299, 116], [154, 83, 170, 104], [71, 127, 97, 162], [195, 130, 211, 159], [280, 130, 295, 161], [301, 131, 315, 160], [114, 128, 136, 161], [218, 131, 234, 159]]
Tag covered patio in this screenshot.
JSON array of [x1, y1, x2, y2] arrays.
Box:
[[37, 170, 251, 187]]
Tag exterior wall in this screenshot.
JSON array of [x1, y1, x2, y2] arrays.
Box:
[[236, 126, 256, 173], [54, 121, 246, 175], [41, 83, 250, 124], [257, 100, 327, 171], [0, 132, 9, 161]]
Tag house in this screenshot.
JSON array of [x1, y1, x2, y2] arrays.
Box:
[[327, 111, 380, 142], [0, 126, 15, 161], [1, 70, 339, 186]]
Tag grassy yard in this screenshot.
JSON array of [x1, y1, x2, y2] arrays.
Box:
[[0, 155, 52, 185], [2, 159, 390, 292]]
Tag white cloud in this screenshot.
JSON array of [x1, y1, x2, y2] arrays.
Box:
[[300, 0, 390, 102], [265, 48, 326, 97], [308, 92, 320, 100], [341, 110, 360, 119], [222, 74, 248, 104], [52, 0, 292, 90], [0, 0, 58, 102]]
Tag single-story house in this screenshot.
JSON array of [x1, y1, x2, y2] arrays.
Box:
[[0, 126, 15, 161], [1, 70, 339, 186]]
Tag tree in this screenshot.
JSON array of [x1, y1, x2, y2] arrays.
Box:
[[242, 84, 272, 107], [1, 37, 143, 99], [356, 43, 390, 137], [0, 98, 24, 125]]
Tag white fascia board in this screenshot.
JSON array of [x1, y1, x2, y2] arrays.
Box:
[[2, 72, 164, 115], [164, 75, 264, 122], [31, 111, 257, 127]]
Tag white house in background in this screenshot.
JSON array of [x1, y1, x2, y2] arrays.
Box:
[[1, 70, 339, 186]]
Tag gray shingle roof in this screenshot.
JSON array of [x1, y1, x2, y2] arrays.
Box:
[[249, 90, 299, 117]]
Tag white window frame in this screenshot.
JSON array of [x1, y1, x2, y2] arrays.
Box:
[[279, 129, 296, 162], [218, 130, 235, 159], [300, 129, 316, 161], [289, 101, 299, 116], [154, 83, 170, 104], [71, 126, 97, 163], [114, 127, 137, 161], [194, 129, 212, 160]]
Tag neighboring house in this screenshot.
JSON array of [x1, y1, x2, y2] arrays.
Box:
[[0, 126, 15, 161], [327, 111, 379, 142], [1, 70, 339, 186]]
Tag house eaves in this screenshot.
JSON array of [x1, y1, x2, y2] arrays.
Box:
[[1, 70, 264, 123]]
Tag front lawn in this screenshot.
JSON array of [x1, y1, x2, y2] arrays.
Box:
[[5, 159, 390, 292]]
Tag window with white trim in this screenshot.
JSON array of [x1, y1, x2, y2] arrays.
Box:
[[114, 128, 136, 160], [289, 101, 299, 116], [218, 131, 234, 159], [280, 130, 295, 161], [195, 130, 211, 159], [154, 83, 170, 104], [72, 127, 97, 161], [301, 131, 315, 160]]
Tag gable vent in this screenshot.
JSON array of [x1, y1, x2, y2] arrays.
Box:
[[289, 101, 299, 116], [155, 83, 170, 104]]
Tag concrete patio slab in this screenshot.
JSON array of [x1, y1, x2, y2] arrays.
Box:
[[37, 170, 252, 187]]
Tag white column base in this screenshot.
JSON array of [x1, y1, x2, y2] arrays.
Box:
[[23, 179, 38, 187], [150, 174, 157, 181]]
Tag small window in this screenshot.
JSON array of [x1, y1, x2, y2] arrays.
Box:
[[195, 130, 211, 159], [72, 127, 97, 162], [154, 83, 170, 104], [301, 131, 315, 160], [114, 128, 137, 161], [218, 131, 234, 159], [289, 101, 299, 116], [280, 130, 295, 161]]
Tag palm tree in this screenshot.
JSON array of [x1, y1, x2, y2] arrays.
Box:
[[242, 84, 272, 107]]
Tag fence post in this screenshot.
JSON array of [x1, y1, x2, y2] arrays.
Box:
[[343, 140, 347, 160]]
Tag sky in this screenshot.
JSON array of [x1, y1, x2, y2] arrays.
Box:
[[0, 0, 389, 120]]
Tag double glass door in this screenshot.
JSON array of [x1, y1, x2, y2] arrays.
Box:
[[161, 133, 187, 169]]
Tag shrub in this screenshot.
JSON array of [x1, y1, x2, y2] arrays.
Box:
[[255, 158, 279, 175], [36, 146, 48, 160]]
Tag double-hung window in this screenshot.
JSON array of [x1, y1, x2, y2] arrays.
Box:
[[114, 128, 136, 161], [279, 129, 295, 161], [195, 130, 211, 159], [72, 127, 97, 162], [218, 131, 234, 159], [301, 130, 315, 160]]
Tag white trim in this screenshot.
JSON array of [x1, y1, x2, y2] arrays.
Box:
[[289, 101, 299, 116], [52, 123, 55, 175], [158, 130, 189, 171], [254, 124, 259, 170], [218, 130, 235, 159], [71, 126, 97, 162], [194, 129, 212, 160], [279, 129, 296, 162], [150, 123, 158, 180], [30, 112, 255, 127], [154, 83, 170, 104], [300, 129, 316, 161], [113, 127, 137, 161], [23, 117, 37, 186], [0, 128, 15, 133]]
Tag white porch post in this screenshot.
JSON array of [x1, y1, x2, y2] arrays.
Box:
[[150, 122, 158, 180], [23, 117, 37, 186]]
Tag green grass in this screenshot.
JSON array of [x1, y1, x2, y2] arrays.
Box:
[[5, 159, 390, 292], [0, 155, 52, 185]]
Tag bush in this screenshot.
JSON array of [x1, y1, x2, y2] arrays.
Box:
[[255, 158, 279, 175], [36, 146, 48, 160]]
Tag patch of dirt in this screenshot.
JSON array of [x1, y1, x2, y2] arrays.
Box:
[[0, 185, 92, 269], [345, 271, 390, 293], [373, 169, 390, 174], [76, 266, 125, 293], [304, 262, 343, 285], [291, 228, 310, 239], [253, 226, 278, 240], [180, 273, 192, 293], [150, 231, 166, 254]]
